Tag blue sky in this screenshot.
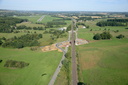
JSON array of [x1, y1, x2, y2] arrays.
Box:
[[0, 0, 128, 12]]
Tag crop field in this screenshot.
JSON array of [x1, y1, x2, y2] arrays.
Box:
[[77, 39, 128, 85], [0, 47, 62, 85]]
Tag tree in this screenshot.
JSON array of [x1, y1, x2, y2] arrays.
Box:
[[0, 59, 2, 63], [38, 34, 43, 38], [93, 31, 112, 40], [100, 31, 112, 39], [116, 34, 125, 39], [66, 24, 71, 32], [16, 42, 24, 48], [93, 33, 101, 40], [0, 39, 3, 45]]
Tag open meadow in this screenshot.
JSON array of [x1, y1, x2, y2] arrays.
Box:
[[78, 20, 128, 41], [77, 19, 128, 85], [0, 47, 62, 85], [16, 15, 42, 23], [77, 39, 128, 85]]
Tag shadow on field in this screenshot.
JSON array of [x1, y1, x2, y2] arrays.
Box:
[[77, 82, 90, 85], [41, 73, 47, 76]]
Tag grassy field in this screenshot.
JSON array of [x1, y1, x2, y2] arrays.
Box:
[[0, 47, 62, 85], [41, 15, 59, 23], [0, 29, 68, 46], [16, 15, 42, 23], [77, 20, 128, 41], [77, 39, 128, 85], [77, 19, 128, 85], [17, 22, 44, 27]]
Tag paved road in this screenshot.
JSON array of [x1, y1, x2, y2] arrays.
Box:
[[37, 15, 45, 22], [71, 19, 78, 85], [48, 41, 68, 85]]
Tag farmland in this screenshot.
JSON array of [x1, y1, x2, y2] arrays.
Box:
[[77, 18, 128, 85], [78, 20, 128, 41], [0, 47, 62, 85], [16, 15, 41, 23], [77, 39, 128, 85], [0, 14, 70, 85], [0, 11, 128, 85]]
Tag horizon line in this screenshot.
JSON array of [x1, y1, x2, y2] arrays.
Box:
[[0, 9, 128, 13]]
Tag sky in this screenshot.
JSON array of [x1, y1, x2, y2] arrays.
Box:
[[0, 0, 128, 12]]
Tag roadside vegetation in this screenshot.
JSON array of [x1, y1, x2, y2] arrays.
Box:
[[55, 47, 71, 85]]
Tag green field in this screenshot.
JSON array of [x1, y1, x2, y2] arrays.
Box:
[[78, 39, 128, 85], [77, 18, 128, 85], [17, 22, 44, 27], [16, 15, 41, 23], [41, 15, 61, 23], [0, 47, 62, 85], [77, 20, 128, 41], [0, 14, 70, 85]]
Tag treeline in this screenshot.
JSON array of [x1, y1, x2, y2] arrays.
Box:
[[16, 25, 45, 30], [2, 33, 42, 48], [52, 17, 71, 21], [36, 18, 68, 28], [44, 29, 66, 39], [0, 16, 28, 33], [107, 19, 128, 22], [97, 19, 128, 27], [0, 16, 28, 25], [77, 17, 93, 21], [76, 22, 86, 26], [96, 21, 125, 27], [45, 21, 67, 28]]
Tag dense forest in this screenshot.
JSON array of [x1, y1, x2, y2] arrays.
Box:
[[1, 33, 42, 48], [0, 16, 28, 33]]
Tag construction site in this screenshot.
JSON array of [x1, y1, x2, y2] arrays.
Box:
[[41, 38, 88, 52]]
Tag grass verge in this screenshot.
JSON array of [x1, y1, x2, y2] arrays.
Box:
[[54, 47, 71, 85]]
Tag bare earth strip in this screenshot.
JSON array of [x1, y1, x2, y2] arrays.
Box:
[[37, 15, 45, 22]]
